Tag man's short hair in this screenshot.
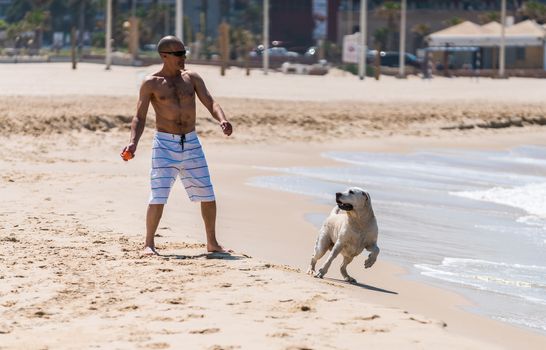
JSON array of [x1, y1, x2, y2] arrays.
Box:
[[157, 36, 184, 53]]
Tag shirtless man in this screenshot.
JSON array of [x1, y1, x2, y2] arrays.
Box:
[[121, 36, 233, 255]]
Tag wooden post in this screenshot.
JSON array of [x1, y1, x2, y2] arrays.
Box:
[[129, 17, 139, 62], [218, 21, 230, 76], [71, 26, 77, 70], [374, 47, 381, 80], [244, 30, 252, 76], [443, 44, 450, 77]]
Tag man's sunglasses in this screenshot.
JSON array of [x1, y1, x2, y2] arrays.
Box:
[[160, 50, 186, 57]]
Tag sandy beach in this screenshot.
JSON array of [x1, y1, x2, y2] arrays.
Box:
[[1, 63, 546, 349]]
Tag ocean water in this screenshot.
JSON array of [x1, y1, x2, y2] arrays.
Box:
[[247, 145, 546, 335]]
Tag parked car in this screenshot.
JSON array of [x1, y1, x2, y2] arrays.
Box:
[[368, 51, 422, 68], [249, 46, 299, 58], [142, 43, 157, 51], [304, 46, 317, 57]]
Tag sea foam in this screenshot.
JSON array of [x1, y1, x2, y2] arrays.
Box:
[[450, 183, 546, 218]]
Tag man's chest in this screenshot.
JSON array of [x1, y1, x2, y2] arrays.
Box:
[[154, 77, 195, 102]]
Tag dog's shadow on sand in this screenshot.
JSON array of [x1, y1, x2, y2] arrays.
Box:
[[323, 277, 398, 295], [158, 252, 246, 261]]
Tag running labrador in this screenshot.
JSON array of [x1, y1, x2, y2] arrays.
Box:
[[307, 187, 379, 283]]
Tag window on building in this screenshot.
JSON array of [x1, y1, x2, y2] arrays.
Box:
[[516, 47, 525, 60]]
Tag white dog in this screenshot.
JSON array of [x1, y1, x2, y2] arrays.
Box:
[[307, 187, 379, 283]]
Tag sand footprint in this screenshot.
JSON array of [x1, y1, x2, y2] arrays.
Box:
[[189, 327, 220, 334], [267, 332, 290, 338], [354, 314, 380, 321], [144, 342, 170, 349], [164, 298, 186, 305], [208, 345, 241, 350]]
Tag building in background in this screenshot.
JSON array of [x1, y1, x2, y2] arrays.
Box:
[[1, 0, 545, 72], [427, 19, 546, 71], [268, 0, 340, 51], [338, 0, 546, 55]]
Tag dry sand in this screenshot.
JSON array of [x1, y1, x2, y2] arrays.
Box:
[[1, 95, 546, 142], [1, 63, 546, 142], [1, 63, 546, 349]]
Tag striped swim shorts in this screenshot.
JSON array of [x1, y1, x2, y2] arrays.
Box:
[[149, 131, 215, 204]]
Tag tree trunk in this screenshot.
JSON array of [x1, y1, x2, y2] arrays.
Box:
[[78, 0, 85, 56], [375, 46, 381, 80]]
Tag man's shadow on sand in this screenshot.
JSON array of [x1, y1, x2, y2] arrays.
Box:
[[158, 252, 246, 261], [322, 277, 398, 295]]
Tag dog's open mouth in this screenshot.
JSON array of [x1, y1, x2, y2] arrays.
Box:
[[336, 201, 354, 211]]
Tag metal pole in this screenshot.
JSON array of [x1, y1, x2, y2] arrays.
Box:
[[499, 0, 506, 78], [398, 0, 406, 78], [263, 0, 269, 75], [358, 0, 367, 80], [78, 0, 85, 56], [131, 0, 137, 62], [176, 0, 184, 41], [347, 0, 353, 35], [105, 0, 112, 70]]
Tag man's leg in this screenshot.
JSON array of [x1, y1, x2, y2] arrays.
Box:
[[200, 200, 228, 252], [144, 204, 164, 254]]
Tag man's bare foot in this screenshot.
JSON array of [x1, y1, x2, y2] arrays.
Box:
[[142, 246, 159, 256], [207, 243, 232, 254]]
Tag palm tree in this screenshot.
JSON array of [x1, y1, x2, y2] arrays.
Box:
[[411, 23, 430, 50], [5, 0, 53, 49], [372, 27, 389, 80], [518, 0, 546, 24], [139, 2, 171, 47], [231, 27, 254, 61], [5, 0, 32, 23], [23, 9, 51, 49], [375, 1, 400, 51], [478, 11, 500, 24], [240, 1, 261, 35], [373, 27, 388, 52], [443, 16, 464, 27]]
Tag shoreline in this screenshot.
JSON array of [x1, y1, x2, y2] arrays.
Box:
[[205, 133, 546, 347]]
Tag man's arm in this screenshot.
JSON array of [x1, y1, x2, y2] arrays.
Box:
[[191, 71, 233, 136], [123, 79, 153, 154]]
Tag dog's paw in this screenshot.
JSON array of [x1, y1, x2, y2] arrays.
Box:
[[364, 258, 376, 269], [344, 276, 357, 284], [306, 267, 315, 275], [314, 270, 325, 279]]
